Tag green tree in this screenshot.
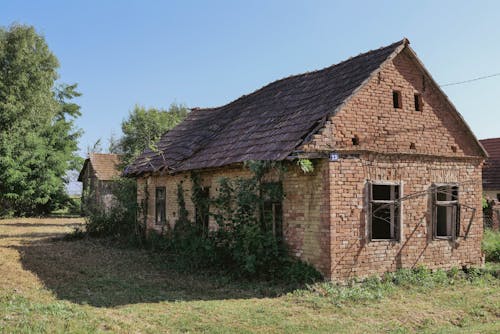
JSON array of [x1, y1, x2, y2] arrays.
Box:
[[120, 103, 188, 165], [0, 25, 82, 216]]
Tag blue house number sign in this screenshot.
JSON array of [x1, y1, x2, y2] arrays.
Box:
[[329, 152, 339, 161]]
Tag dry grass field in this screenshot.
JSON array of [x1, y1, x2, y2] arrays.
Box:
[[0, 218, 499, 333]]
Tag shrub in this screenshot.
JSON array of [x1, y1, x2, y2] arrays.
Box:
[[83, 178, 143, 244], [483, 229, 500, 262], [149, 164, 323, 284]]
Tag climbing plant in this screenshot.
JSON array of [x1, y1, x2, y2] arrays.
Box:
[[166, 160, 322, 282]]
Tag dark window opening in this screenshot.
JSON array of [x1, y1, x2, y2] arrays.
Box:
[[261, 182, 283, 239], [497, 193, 500, 202], [393, 91, 402, 109], [352, 135, 360, 146], [433, 184, 460, 239], [451, 145, 457, 153], [195, 186, 210, 235], [414, 93, 422, 111], [369, 183, 400, 240], [155, 187, 166, 225], [410, 142, 416, 150]]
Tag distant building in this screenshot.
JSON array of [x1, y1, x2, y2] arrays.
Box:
[[78, 153, 123, 212], [480, 138, 500, 202]]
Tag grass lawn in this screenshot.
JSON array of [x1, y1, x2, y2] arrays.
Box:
[[0, 218, 499, 333]]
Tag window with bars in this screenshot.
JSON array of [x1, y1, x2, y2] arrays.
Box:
[[369, 183, 401, 241], [433, 184, 460, 239], [155, 187, 166, 225]]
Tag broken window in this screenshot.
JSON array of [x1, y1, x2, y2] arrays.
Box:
[[414, 93, 422, 111], [195, 186, 210, 235], [433, 184, 460, 239], [261, 182, 283, 239], [155, 187, 166, 225], [369, 183, 400, 240], [393, 90, 402, 108]]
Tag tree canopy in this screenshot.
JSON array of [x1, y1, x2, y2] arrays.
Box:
[[120, 103, 188, 165], [0, 25, 82, 216]]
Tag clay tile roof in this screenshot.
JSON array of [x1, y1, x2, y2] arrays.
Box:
[[480, 138, 500, 190], [78, 153, 123, 181], [124, 39, 408, 176]]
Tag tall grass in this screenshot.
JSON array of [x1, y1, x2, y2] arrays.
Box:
[[483, 229, 500, 262]]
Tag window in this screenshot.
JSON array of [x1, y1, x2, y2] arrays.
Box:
[[352, 135, 360, 146], [155, 187, 166, 225], [393, 91, 402, 108], [414, 93, 422, 111], [195, 186, 210, 235], [262, 182, 283, 239], [497, 193, 500, 202], [432, 184, 460, 239], [369, 183, 401, 240]]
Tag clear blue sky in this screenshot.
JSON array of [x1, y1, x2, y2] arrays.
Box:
[[2, 0, 499, 158]]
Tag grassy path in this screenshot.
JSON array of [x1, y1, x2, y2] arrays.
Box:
[[0, 218, 499, 333]]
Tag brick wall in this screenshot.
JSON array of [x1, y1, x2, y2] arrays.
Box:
[[303, 48, 484, 279], [328, 155, 483, 280], [135, 162, 331, 274]]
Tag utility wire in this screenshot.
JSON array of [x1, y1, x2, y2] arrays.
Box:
[[440, 72, 500, 87]]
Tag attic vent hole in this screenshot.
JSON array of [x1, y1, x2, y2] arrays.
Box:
[[393, 91, 402, 109], [451, 145, 457, 153], [414, 93, 422, 111], [352, 136, 359, 146], [410, 143, 416, 150]]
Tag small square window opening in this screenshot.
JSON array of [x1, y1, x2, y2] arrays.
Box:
[[414, 93, 422, 111], [393, 91, 402, 109]]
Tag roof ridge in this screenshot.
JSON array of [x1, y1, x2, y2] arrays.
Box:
[[480, 137, 500, 141], [125, 38, 408, 176], [190, 39, 407, 113]]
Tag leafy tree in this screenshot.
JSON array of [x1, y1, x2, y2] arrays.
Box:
[[120, 103, 188, 165], [0, 25, 82, 216]]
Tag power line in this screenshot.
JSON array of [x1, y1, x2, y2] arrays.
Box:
[[440, 72, 500, 87]]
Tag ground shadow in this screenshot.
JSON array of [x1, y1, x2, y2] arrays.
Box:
[[0, 222, 81, 228], [15, 236, 298, 307]]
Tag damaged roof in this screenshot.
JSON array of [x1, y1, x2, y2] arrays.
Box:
[[78, 153, 123, 182], [480, 138, 500, 190], [125, 39, 408, 176]]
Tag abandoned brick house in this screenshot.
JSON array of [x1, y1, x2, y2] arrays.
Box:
[[78, 153, 123, 212], [124, 39, 487, 280]]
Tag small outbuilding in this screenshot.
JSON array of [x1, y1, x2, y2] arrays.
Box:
[[78, 153, 123, 212], [125, 39, 487, 280]]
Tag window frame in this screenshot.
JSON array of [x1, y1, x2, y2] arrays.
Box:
[[432, 183, 460, 240], [155, 186, 167, 226], [368, 181, 402, 242], [195, 186, 210, 235], [261, 182, 284, 240]]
